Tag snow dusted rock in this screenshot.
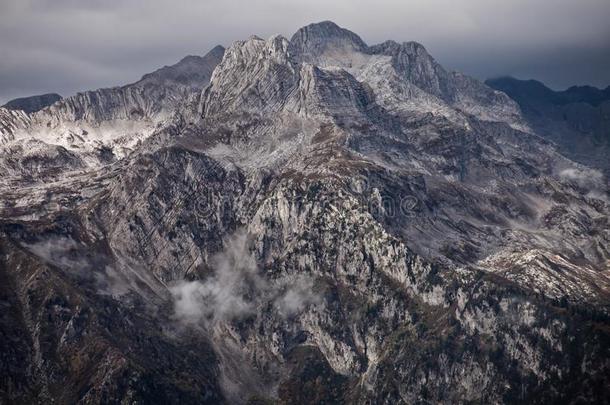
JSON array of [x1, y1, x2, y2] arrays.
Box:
[[0, 21, 609, 404], [35, 45, 224, 125], [3, 46, 224, 172], [292, 63, 377, 121], [202, 35, 298, 116], [292, 21, 527, 130], [367, 39, 455, 101], [0, 138, 84, 183], [0, 107, 30, 143]]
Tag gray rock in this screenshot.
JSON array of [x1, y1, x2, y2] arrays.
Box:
[[0, 21, 608, 405]]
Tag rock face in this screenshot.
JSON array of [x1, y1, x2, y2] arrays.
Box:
[[35, 45, 224, 126], [0, 107, 30, 143], [290, 21, 526, 130], [3, 93, 62, 114], [291, 20, 368, 63], [486, 76, 610, 174], [1, 22, 609, 404], [0, 45, 224, 169]]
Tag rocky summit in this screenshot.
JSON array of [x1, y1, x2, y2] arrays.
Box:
[[0, 21, 609, 404]]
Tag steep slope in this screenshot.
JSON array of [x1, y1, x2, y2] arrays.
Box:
[[34, 45, 224, 125], [486, 76, 610, 174], [0, 233, 224, 404], [196, 26, 609, 306], [1, 46, 224, 172], [291, 21, 526, 130], [3, 93, 62, 114], [0, 107, 30, 143], [1, 21, 609, 404]]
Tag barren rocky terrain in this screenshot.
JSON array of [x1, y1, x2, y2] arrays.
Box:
[[0, 21, 608, 404]]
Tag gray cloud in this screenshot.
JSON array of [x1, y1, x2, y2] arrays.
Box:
[[1, 0, 609, 104]]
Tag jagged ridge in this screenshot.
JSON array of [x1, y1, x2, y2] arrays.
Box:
[[0, 21, 608, 405]]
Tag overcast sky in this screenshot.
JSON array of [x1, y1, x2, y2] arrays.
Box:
[[1, 0, 609, 104]]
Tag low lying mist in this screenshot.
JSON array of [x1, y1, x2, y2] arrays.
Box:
[[559, 167, 608, 201], [169, 230, 320, 326], [23, 236, 167, 300]]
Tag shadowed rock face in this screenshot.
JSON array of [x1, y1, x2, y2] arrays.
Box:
[[486, 76, 610, 174], [1, 21, 609, 404], [3, 93, 62, 114], [33, 44, 225, 125]]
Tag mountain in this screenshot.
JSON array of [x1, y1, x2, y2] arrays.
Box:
[[486, 76, 610, 174], [3, 93, 62, 114], [0, 45, 225, 166], [290, 22, 527, 130], [1, 22, 609, 404]]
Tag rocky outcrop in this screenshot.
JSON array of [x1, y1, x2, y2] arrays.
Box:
[[0, 139, 84, 183], [369, 39, 455, 101], [203, 36, 297, 117]]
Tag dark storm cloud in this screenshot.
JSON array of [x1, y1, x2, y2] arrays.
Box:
[[1, 0, 609, 103]]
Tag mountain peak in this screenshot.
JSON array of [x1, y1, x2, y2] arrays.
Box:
[[203, 34, 297, 116], [2, 21, 609, 405], [368, 39, 455, 101], [138, 45, 225, 87], [208, 44, 226, 55], [290, 20, 367, 62], [368, 40, 431, 62], [306, 20, 340, 29]]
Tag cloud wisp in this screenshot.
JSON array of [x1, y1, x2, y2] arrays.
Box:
[[23, 236, 167, 300], [169, 230, 320, 326]]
